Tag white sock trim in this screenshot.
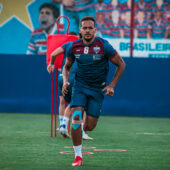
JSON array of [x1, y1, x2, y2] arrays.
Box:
[[73, 145, 82, 158], [59, 116, 64, 125], [63, 116, 69, 123]]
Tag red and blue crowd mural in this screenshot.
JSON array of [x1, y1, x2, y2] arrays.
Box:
[[0, 0, 169, 57]]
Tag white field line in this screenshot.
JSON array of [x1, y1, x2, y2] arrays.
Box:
[[136, 132, 170, 135]]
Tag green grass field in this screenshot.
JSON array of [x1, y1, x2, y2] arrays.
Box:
[[0, 113, 170, 170]]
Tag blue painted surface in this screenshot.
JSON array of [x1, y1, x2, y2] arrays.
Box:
[[0, 54, 170, 117], [103, 58, 170, 117], [0, 18, 31, 54]]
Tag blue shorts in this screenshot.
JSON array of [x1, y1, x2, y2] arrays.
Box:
[[58, 74, 75, 103], [70, 81, 104, 118]]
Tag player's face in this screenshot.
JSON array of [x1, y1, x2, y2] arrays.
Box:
[[155, 11, 161, 19], [137, 11, 144, 20], [80, 20, 96, 42], [112, 11, 119, 23], [39, 8, 56, 31], [125, 11, 131, 23], [97, 14, 104, 22]]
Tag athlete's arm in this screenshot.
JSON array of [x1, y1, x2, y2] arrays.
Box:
[[47, 47, 64, 73], [109, 53, 125, 88], [62, 58, 74, 96], [51, 47, 64, 64], [102, 53, 125, 96]]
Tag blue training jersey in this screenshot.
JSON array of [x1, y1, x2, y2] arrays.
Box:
[[66, 37, 117, 90]]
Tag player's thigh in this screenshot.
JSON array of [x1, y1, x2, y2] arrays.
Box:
[[85, 92, 104, 131], [86, 91, 104, 118], [64, 104, 72, 118], [70, 86, 87, 109], [59, 96, 65, 106]]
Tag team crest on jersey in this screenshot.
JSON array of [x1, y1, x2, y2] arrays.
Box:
[[93, 47, 100, 54]]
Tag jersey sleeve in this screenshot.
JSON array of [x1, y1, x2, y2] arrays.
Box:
[[104, 39, 117, 59], [62, 42, 75, 61], [26, 33, 37, 55]]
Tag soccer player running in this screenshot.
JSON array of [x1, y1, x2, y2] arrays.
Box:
[[48, 16, 125, 166], [55, 38, 93, 140]]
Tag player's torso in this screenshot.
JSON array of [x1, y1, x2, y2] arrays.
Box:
[[72, 39, 105, 65], [71, 38, 109, 90], [152, 19, 166, 38]]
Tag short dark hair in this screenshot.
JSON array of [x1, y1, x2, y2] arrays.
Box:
[[39, 3, 59, 19], [80, 16, 96, 27]]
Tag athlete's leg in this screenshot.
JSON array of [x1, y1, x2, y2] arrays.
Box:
[[82, 112, 93, 140], [60, 104, 93, 139], [60, 104, 72, 138], [71, 107, 84, 146], [64, 104, 72, 118], [69, 83, 88, 166], [70, 107, 84, 166], [84, 90, 104, 132], [58, 74, 65, 128], [59, 77, 73, 137], [59, 96, 65, 127], [84, 115, 98, 131]]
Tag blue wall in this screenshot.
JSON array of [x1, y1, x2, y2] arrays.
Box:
[[0, 54, 170, 117], [103, 58, 170, 117]]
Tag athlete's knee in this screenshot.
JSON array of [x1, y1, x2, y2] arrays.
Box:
[[72, 110, 83, 130], [85, 122, 97, 131]]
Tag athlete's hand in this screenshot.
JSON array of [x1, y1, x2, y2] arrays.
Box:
[[102, 86, 114, 96], [62, 82, 70, 96], [47, 64, 55, 74]]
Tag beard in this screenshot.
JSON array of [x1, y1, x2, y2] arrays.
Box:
[[84, 34, 94, 42]]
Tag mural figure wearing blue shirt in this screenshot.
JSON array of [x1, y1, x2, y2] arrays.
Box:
[[148, 10, 169, 39], [27, 3, 61, 55], [47, 16, 125, 167]]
